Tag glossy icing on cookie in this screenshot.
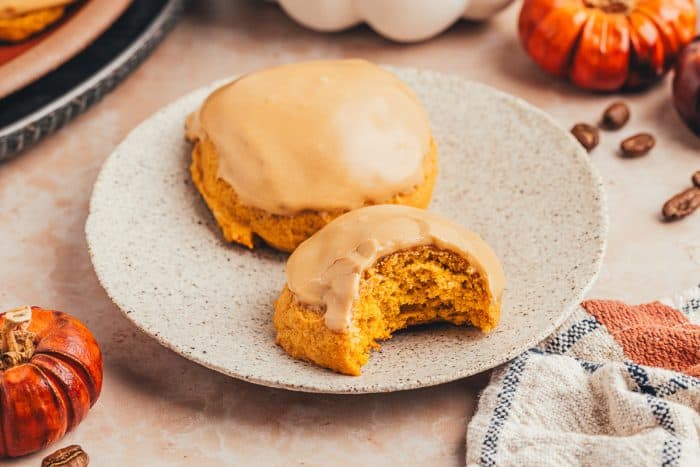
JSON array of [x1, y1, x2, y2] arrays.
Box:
[[286, 205, 505, 331], [187, 59, 432, 215]]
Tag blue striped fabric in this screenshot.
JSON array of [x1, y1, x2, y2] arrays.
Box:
[[468, 284, 700, 467]]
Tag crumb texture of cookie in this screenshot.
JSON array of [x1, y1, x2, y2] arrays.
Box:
[[274, 205, 504, 375], [186, 59, 437, 252], [0, 1, 77, 42]]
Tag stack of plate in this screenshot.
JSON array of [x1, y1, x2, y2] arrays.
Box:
[[0, 0, 184, 161]]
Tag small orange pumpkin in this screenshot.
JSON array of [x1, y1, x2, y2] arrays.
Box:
[[0, 306, 103, 458], [519, 0, 697, 91]]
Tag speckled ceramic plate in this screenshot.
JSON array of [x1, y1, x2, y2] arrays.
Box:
[[86, 67, 607, 394]]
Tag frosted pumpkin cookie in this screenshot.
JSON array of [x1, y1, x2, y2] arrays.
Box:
[[0, 0, 77, 42], [273, 205, 505, 376], [186, 59, 437, 253]]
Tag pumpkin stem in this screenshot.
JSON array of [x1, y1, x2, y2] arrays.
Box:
[[583, 0, 634, 14], [0, 306, 36, 369]]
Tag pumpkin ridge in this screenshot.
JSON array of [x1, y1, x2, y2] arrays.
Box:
[[37, 350, 99, 405], [564, 8, 594, 73], [659, 0, 697, 15], [28, 363, 68, 448], [624, 14, 642, 84], [624, 10, 663, 86], [635, 4, 681, 58], [573, 10, 632, 89], [519, 0, 565, 45], [527, 5, 592, 77], [30, 357, 78, 431], [667, 2, 697, 46], [569, 12, 601, 87]]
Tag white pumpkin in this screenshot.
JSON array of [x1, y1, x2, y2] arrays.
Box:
[[277, 0, 515, 43]]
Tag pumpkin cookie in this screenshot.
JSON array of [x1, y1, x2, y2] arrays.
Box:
[[273, 205, 504, 375], [0, 1, 78, 42], [186, 59, 438, 253]]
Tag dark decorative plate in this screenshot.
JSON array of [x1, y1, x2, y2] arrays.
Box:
[[0, 0, 185, 161], [0, 0, 133, 99]]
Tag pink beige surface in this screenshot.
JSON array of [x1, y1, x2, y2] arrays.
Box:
[[0, 1, 698, 465]]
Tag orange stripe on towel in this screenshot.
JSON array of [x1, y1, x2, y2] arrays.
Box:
[[581, 300, 700, 377]]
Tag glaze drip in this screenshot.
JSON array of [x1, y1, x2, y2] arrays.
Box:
[[286, 205, 505, 331]]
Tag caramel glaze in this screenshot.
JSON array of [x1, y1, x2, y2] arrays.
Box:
[[286, 205, 505, 331], [187, 59, 433, 216]]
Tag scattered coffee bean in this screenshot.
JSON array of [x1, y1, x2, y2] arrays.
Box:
[[571, 123, 599, 152], [600, 101, 630, 130], [42, 445, 89, 467], [620, 132, 655, 157], [692, 170, 700, 188], [662, 187, 700, 221]]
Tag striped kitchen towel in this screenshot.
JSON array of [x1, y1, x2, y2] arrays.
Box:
[[466, 284, 700, 467]]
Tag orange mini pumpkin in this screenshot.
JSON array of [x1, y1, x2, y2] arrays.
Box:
[[519, 0, 697, 91], [0, 306, 102, 458]]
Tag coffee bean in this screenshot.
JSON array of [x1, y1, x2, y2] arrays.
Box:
[[600, 101, 630, 130], [692, 170, 700, 188], [571, 123, 599, 152], [620, 133, 655, 157], [662, 187, 700, 221]]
